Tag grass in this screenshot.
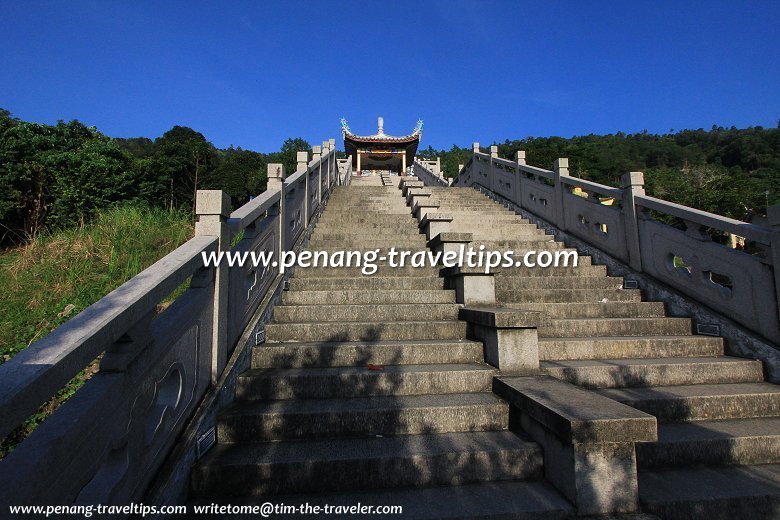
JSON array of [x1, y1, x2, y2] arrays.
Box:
[[0, 204, 193, 457]]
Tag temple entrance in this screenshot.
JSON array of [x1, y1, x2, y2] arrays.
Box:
[[341, 116, 422, 176]]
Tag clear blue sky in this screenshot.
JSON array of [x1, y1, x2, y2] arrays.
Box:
[[1, 0, 778, 152]]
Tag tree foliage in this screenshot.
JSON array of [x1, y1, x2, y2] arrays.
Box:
[[433, 126, 779, 220], [2, 107, 777, 246], [0, 109, 312, 246]]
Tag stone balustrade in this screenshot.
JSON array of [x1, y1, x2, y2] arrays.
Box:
[[336, 155, 353, 186], [451, 143, 780, 348], [0, 139, 339, 508], [413, 157, 449, 187]]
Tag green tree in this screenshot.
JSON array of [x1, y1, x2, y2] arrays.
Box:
[[150, 126, 217, 212], [209, 147, 267, 206], [268, 137, 311, 178]]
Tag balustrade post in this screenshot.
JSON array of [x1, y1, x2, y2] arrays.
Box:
[[321, 141, 330, 192], [553, 158, 569, 230], [329, 139, 336, 187], [267, 163, 286, 258], [489, 145, 498, 193], [311, 145, 322, 206], [768, 205, 780, 322], [470, 143, 480, 188], [515, 150, 526, 208], [621, 172, 645, 271], [195, 189, 232, 383], [297, 151, 309, 224]]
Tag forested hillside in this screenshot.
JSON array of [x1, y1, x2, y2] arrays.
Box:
[[419, 125, 780, 221], [2, 109, 778, 247], [0, 108, 312, 246]]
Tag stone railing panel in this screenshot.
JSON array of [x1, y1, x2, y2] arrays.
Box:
[[0, 137, 339, 511], [452, 143, 780, 347], [283, 169, 307, 251], [562, 191, 629, 262], [0, 239, 217, 507], [0, 235, 217, 441], [492, 157, 517, 201], [519, 172, 557, 223], [413, 158, 448, 186], [226, 206, 280, 348], [637, 205, 779, 343]]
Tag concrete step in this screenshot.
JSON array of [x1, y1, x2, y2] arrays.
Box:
[[434, 209, 515, 215], [192, 431, 542, 497], [450, 217, 532, 226], [538, 317, 692, 338], [598, 382, 780, 422], [289, 276, 444, 291], [539, 336, 725, 361], [293, 266, 440, 278], [316, 220, 414, 227], [332, 196, 406, 201], [468, 240, 564, 251], [318, 215, 415, 224], [273, 303, 460, 323], [306, 239, 429, 249], [433, 197, 514, 205], [497, 288, 642, 303], [236, 363, 495, 400], [281, 289, 456, 305], [464, 230, 552, 241], [217, 393, 509, 442], [541, 357, 764, 389], [324, 208, 411, 215], [495, 255, 595, 271], [313, 231, 425, 240], [251, 339, 484, 368], [639, 464, 780, 520], [323, 211, 412, 217], [498, 276, 625, 290], [332, 195, 407, 200], [266, 320, 467, 343], [426, 228, 548, 241], [189, 480, 573, 519], [637, 417, 780, 468], [498, 264, 606, 277], [509, 302, 666, 319], [438, 207, 519, 215]]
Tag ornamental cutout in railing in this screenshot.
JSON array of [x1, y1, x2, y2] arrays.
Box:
[[0, 139, 342, 509], [453, 143, 780, 346]]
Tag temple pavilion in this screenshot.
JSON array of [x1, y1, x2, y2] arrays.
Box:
[[341, 117, 422, 176]]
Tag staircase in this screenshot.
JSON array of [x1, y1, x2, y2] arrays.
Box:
[[190, 176, 572, 518], [427, 186, 780, 519]]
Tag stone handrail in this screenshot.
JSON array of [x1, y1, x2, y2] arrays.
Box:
[[413, 158, 448, 186], [337, 155, 353, 186], [0, 235, 218, 441], [0, 139, 339, 508], [452, 143, 780, 345]]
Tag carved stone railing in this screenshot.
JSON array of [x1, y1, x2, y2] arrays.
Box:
[[337, 155, 353, 186], [0, 139, 339, 509], [453, 143, 780, 346], [413, 158, 448, 187]]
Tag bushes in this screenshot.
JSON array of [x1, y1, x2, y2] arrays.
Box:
[[0, 204, 192, 363], [0, 203, 192, 457]]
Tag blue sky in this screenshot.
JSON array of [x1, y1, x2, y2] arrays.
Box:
[[1, 0, 778, 152]]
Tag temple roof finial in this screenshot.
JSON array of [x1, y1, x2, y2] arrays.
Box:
[[377, 116, 384, 135]]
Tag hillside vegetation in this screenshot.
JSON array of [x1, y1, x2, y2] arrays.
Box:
[[419, 125, 780, 221], [0, 204, 192, 456], [0, 108, 313, 247]]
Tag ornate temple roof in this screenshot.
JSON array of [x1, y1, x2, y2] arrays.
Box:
[[341, 117, 423, 144]]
